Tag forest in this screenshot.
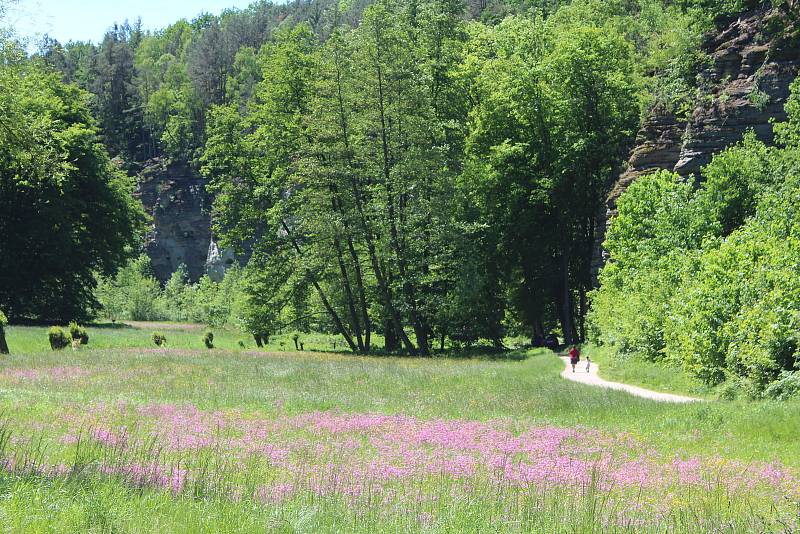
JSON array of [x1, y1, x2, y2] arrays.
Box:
[[3, 0, 800, 390]]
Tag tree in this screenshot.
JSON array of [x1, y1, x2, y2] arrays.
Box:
[[92, 22, 152, 162], [462, 18, 638, 344], [0, 311, 8, 354], [0, 46, 147, 322]]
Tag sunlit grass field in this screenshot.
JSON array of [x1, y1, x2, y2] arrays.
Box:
[[0, 323, 798, 532]]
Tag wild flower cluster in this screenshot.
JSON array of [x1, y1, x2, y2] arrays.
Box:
[[1, 401, 788, 524]]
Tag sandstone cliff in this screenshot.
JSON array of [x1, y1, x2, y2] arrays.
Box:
[[595, 6, 800, 276], [134, 159, 217, 283]]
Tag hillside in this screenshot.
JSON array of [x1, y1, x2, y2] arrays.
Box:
[[30, 0, 705, 283]]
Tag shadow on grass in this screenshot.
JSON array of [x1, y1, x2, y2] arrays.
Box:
[[87, 322, 135, 330], [257, 345, 549, 362]]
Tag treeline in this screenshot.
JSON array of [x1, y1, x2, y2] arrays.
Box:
[[31, 0, 738, 348], [1, 0, 775, 346], [34, 0, 755, 172], [590, 80, 800, 396], [35, 0, 564, 170], [199, 0, 703, 354]]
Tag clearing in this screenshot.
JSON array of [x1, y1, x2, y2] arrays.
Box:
[[0, 323, 797, 532]]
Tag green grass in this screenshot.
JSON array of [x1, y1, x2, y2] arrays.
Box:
[[0, 325, 797, 532], [4, 323, 349, 354]]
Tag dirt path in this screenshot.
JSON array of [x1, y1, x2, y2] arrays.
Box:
[[559, 357, 702, 403]]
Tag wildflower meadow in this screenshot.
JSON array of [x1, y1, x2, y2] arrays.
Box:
[[0, 324, 798, 532]]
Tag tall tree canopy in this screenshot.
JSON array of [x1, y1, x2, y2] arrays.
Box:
[[202, 0, 639, 351], [0, 44, 146, 321]]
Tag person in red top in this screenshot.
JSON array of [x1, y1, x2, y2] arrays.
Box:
[[568, 345, 580, 373]]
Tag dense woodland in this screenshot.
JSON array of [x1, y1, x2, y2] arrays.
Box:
[[3, 0, 800, 392]]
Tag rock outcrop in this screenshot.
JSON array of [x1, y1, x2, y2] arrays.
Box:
[[134, 159, 214, 283], [594, 6, 800, 277], [674, 7, 799, 176]]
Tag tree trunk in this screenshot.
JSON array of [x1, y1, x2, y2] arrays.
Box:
[[281, 220, 358, 353], [533, 320, 544, 342], [333, 234, 364, 352], [334, 58, 413, 353], [347, 237, 371, 351], [328, 186, 367, 353], [374, 39, 429, 356], [384, 316, 399, 351], [0, 326, 8, 354], [578, 286, 587, 343], [330, 43, 372, 352], [253, 334, 263, 348], [559, 253, 575, 345]]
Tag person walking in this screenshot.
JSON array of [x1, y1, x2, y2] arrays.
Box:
[[568, 345, 580, 373]]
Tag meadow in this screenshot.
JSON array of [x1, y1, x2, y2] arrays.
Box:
[[0, 323, 798, 532]]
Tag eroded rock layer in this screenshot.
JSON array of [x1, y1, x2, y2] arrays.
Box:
[[594, 6, 800, 277], [134, 159, 213, 283]]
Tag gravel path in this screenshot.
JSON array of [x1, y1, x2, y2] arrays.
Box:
[[559, 356, 702, 403]]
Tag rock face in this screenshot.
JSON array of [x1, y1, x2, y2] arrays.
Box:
[[674, 7, 799, 176], [206, 239, 237, 282], [134, 159, 214, 283], [594, 6, 800, 278]]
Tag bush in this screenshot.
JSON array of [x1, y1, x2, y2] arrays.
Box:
[[152, 332, 167, 347], [591, 93, 800, 394], [68, 322, 89, 345], [764, 372, 800, 401], [203, 330, 214, 349], [48, 327, 70, 351]]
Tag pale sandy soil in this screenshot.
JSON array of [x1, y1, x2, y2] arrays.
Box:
[[559, 357, 702, 403]]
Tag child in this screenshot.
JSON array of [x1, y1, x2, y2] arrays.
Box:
[[585, 355, 591, 373]]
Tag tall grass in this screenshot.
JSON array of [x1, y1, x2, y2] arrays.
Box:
[[0, 325, 798, 531]]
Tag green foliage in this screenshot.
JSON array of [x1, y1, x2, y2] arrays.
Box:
[[764, 372, 800, 401], [96, 256, 163, 322], [95, 257, 244, 326], [8, 0, 776, 352], [68, 322, 89, 345], [47, 327, 70, 351], [592, 84, 800, 395], [462, 17, 639, 343], [695, 131, 779, 234], [775, 77, 800, 148], [152, 332, 167, 347], [0, 43, 147, 323], [202, 330, 214, 349], [0, 311, 7, 327]]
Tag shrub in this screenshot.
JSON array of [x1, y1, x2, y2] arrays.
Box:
[[152, 332, 167, 347], [764, 372, 800, 401], [48, 327, 70, 351], [69, 322, 89, 345], [203, 330, 214, 349]]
